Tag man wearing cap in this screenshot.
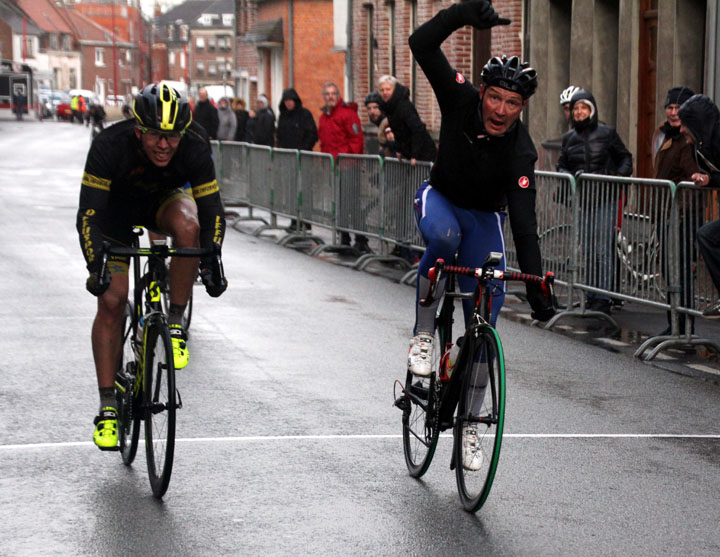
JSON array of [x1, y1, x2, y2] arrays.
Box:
[[652, 87, 698, 337], [557, 88, 633, 315]]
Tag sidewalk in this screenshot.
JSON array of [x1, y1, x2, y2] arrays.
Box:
[[229, 206, 720, 381]]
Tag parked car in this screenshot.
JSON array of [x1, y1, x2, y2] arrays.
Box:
[[104, 94, 125, 106], [53, 91, 73, 121]]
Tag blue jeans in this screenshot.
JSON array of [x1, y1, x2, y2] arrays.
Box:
[[582, 201, 617, 302]]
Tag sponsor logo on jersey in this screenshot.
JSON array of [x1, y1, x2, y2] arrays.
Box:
[[456, 72, 465, 84], [518, 176, 530, 188]]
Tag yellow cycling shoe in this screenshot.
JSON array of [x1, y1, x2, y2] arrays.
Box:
[[169, 324, 189, 369], [93, 407, 118, 449]]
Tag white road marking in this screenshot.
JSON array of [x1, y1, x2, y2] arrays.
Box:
[[687, 364, 720, 376], [2, 433, 720, 451]]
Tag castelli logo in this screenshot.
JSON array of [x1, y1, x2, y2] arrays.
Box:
[[456, 72, 465, 84], [518, 176, 529, 188]]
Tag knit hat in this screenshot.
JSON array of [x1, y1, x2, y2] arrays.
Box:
[[257, 94, 268, 108], [664, 86, 694, 108]]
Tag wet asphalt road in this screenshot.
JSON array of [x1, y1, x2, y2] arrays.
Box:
[[2, 118, 720, 556]]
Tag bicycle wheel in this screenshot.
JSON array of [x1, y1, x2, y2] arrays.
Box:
[[454, 326, 505, 512], [401, 296, 453, 477], [143, 318, 177, 498], [117, 302, 141, 465]]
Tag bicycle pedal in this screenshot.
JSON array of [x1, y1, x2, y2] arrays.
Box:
[[394, 396, 410, 411]]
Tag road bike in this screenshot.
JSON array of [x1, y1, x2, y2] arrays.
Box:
[[395, 253, 554, 512], [101, 230, 224, 498]]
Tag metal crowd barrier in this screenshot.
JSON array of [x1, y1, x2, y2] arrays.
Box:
[[210, 140, 720, 360]]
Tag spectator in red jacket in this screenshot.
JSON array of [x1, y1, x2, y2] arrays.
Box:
[[318, 82, 369, 251], [318, 82, 364, 158]]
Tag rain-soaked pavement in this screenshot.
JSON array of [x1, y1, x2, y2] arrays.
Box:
[[2, 116, 720, 556]]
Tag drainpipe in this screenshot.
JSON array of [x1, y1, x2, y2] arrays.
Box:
[[346, 0, 353, 99], [288, 0, 294, 87]]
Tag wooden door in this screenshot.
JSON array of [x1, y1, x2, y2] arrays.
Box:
[[637, 0, 658, 178]]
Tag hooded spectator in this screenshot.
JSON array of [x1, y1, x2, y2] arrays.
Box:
[[680, 95, 720, 318], [276, 88, 318, 151], [557, 88, 633, 314], [216, 97, 237, 141]]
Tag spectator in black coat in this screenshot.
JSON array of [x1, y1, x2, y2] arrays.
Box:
[[377, 75, 437, 164], [232, 98, 251, 142], [193, 87, 219, 139], [680, 95, 720, 318], [250, 94, 276, 147], [557, 88, 633, 314], [277, 88, 317, 232], [276, 88, 318, 151]]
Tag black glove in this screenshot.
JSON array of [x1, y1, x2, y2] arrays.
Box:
[[86, 267, 111, 297], [200, 264, 228, 298], [456, 0, 511, 29], [526, 283, 555, 322]]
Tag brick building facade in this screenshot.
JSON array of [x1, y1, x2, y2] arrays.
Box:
[[249, 0, 343, 119], [350, 0, 524, 136]]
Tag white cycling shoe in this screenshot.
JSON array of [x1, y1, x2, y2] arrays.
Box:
[[462, 425, 484, 471], [408, 333, 434, 376]]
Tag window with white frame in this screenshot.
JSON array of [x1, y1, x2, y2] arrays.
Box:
[[209, 63, 217, 75], [196, 61, 204, 76], [95, 47, 105, 66], [180, 52, 186, 69], [126, 50, 132, 64], [196, 37, 205, 49], [169, 51, 176, 65], [222, 14, 234, 27], [208, 37, 216, 51], [49, 34, 58, 50]]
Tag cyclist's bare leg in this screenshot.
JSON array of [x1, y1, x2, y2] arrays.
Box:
[[156, 196, 200, 307], [92, 270, 129, 389]]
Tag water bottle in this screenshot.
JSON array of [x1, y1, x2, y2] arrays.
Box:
[[134, 316, 144, 356], [445, 342, 461, 379]]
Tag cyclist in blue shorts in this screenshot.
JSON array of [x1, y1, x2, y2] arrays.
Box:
[[407, 0, 554, 379]]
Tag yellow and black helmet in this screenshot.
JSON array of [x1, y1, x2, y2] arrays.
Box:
[[132, 81, 192, 132]]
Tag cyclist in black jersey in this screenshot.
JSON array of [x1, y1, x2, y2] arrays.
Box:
[[76, 82, 228, 449], [407, 0, 554, 471], [406, 0, 554, 369]]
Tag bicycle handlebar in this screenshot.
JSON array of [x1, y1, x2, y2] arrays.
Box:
[[419, 258, 555, 307], [96, 241, 225, 293]]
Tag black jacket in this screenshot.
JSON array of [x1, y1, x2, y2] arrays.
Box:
[[379, 83, 437, 162], [252, 106, 276, 147], [234, 109, 250, 142], [193, 99, 219, 140], [557, 90, 633, 176], [276, 88, 318, 151], [409, 1, 543, 288], [679, 94, 720, 187]]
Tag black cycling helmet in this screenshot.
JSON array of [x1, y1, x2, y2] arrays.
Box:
[[364, 91, 382, 106], [132, 81, 192, 133], [480, 55, 538, 99]]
